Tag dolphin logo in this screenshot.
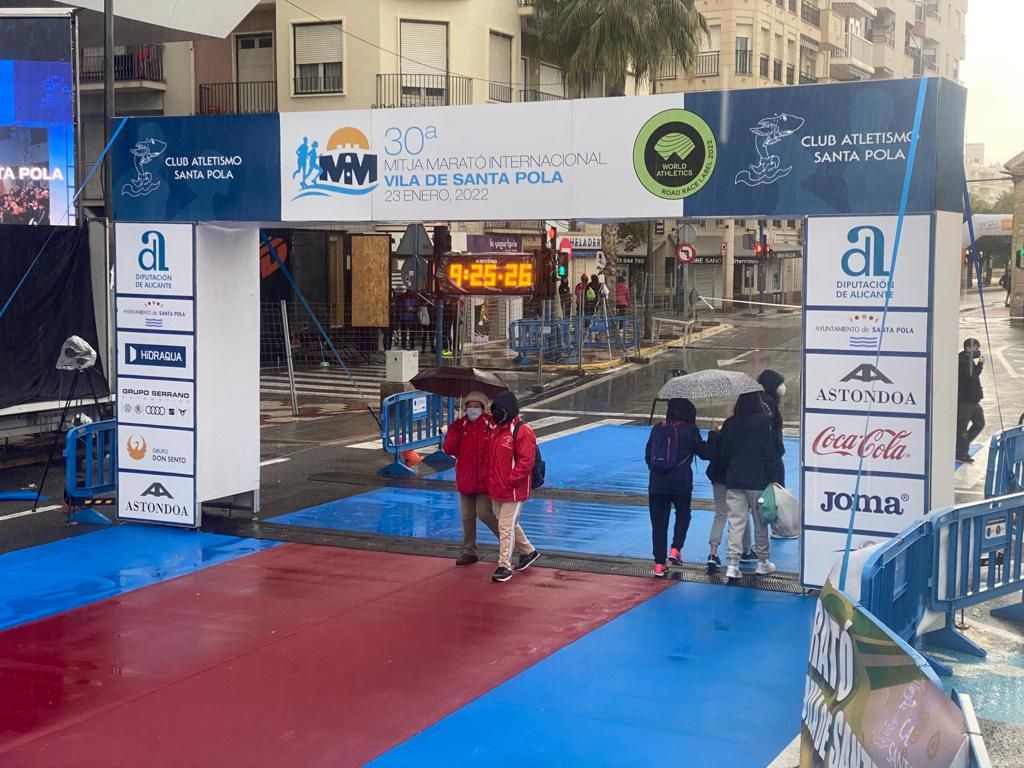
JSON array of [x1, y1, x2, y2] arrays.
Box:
[[122, 138, 168, 198], [734, 113, 804, 187]]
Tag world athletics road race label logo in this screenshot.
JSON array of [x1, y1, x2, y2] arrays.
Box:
[[291, 127, 378, 200], [633, 110, 716, 200]]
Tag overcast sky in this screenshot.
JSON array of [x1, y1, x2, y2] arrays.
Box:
[[961, 2, 1023, 166]]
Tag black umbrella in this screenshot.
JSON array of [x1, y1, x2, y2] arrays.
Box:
[[410, 366, 508, 399]]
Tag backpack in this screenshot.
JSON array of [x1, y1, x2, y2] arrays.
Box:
[[418, 305, 430, 326], [512, 421, 545, 489], [648, 421, 690, 473]]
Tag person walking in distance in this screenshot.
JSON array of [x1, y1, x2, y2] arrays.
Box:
[[645, 399, 711, 578], [443, 391, 501, 566], [1000, 270, 1011, 307], [719, 392, 778, 580], [614, 275, 631, 316], [957, 338, 986, 464], [558, 276, 572, 319], [486, 392, 541, 582]]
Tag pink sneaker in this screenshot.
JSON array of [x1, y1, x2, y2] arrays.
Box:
[[668, 547, 682, 565], [653, 563, 667, 578]]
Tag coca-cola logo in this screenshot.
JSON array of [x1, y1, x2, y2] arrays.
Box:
[[811, 427, 912, 461]]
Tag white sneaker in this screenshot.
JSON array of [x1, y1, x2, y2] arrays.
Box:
[[755, 560, 777, 576], [725, 564, 741, 580]]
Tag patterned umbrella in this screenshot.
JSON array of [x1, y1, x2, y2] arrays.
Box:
[[656, 369, 763, 401]]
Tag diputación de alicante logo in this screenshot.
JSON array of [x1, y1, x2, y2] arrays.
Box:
[[633, 109, 717, 200]]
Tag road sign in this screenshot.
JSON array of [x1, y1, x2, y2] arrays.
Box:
[[720, 241, 728, 258], [558, 237, 573, 260], [676, 243, 696, 265]]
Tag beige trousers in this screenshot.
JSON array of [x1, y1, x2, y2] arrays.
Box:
[[493, 500, 533, 570], [460, 493, 500, 557]]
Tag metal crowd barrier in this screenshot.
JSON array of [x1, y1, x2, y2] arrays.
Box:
[[508, 314, 640, 365], [861, 425, 1024, 675], [984, 423, 1024, 498], [379, 390, 456, 476], [63, 419, 117, 524]]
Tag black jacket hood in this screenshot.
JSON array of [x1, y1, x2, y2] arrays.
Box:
[[491, 391, 520, 421], [757, 369, 785, 399]]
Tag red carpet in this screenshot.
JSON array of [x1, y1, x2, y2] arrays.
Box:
[[0, 544, 664, 767]]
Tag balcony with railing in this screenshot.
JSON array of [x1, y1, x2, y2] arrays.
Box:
[[695, 51, 720, 77], [735, 49, 754, 76], [375, 73, 473, 108], [520, 89, 563, 102], [485, 219, 546, 232], [80, 44, 165, 87], [489, 81, 513, 103], [199, 81, 277, 114], [830, 31, 875, 80], [801, 1, 821, 27]]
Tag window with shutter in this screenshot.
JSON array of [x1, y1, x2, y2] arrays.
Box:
[[539, 62, 564, 98], [399, 21, 448, 106], [488, 32, 512, 102], [293, 22, 343, 94]]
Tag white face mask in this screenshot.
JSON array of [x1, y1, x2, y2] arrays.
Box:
[[466, 407, 483, 422], [776, 383, 787, 398]]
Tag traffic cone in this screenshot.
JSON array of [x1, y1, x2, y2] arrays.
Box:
[[402, 448, 423, 466]]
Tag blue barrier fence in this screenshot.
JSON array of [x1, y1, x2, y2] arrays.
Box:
[[64, 419, 117, 502], [63, 419, 117, 525], [379, 390, 455, 477], [861, 425, 1024, 676], [508, 315, 639, 365], [985, 424, 1024, 498]]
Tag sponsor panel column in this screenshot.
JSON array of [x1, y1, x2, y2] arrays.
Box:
[[115, 223, 198, 527], [801, 215, 932, 588]]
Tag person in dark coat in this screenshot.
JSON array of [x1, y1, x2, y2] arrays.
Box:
[[645, 398, 711, 577], [956, 338, 985, 463], [719, 392, 778, 580], [756, 369, 787, 486], [704, 427, 750, 573]]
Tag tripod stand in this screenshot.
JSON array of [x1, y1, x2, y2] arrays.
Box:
[[33, 366, 107, 516]]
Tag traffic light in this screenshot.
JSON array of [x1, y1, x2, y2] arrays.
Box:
[[556, 252, 569, 279], [432, 225, 451, 257], [754, 241, 764, 257], [547, 225, 557, 251]]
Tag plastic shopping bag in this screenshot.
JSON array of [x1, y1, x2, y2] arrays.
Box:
[[758, 484, 778, 524], [771, 485, 800, 539]]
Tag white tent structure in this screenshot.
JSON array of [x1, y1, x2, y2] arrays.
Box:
[[963, 213, 1013, 247]]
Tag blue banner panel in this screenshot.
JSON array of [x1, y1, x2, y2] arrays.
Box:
[[683, 78, 950, 218], [112, 114, 282, 223]]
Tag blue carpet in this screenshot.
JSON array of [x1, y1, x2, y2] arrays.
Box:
[[0, 526, 278, 631], [272, 488, 800, 572], [426, 425, 802, 500], [370, 581, 815, 767]]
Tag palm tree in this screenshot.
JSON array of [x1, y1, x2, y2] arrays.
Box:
[[536, 0, 708, 325]]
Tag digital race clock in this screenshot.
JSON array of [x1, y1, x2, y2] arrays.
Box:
[[437, 253, 537, 296]]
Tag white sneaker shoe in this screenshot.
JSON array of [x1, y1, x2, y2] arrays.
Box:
[[755, 560, 777, 576], [725, 564, 741, 580]]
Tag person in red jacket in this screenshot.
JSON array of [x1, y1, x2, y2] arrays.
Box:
[[614, 275, 631, 315], [486, 391, 541, 582], [443, 391, 500, 566]]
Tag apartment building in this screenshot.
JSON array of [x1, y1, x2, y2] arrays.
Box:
[[657, 0, 967, 307]]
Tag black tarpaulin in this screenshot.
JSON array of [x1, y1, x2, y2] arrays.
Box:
[[0, 225, 107, 408]]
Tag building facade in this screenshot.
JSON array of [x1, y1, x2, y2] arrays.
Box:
[[657, 0, 967, 309]]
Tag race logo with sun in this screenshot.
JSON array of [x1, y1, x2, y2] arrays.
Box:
[[290, 126, 378, 200]]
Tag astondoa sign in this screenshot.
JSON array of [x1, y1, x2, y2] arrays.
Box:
[[804, 355, 927, 415]]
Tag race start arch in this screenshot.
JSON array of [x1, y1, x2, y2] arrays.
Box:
[[109, 77, 966, 589]]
